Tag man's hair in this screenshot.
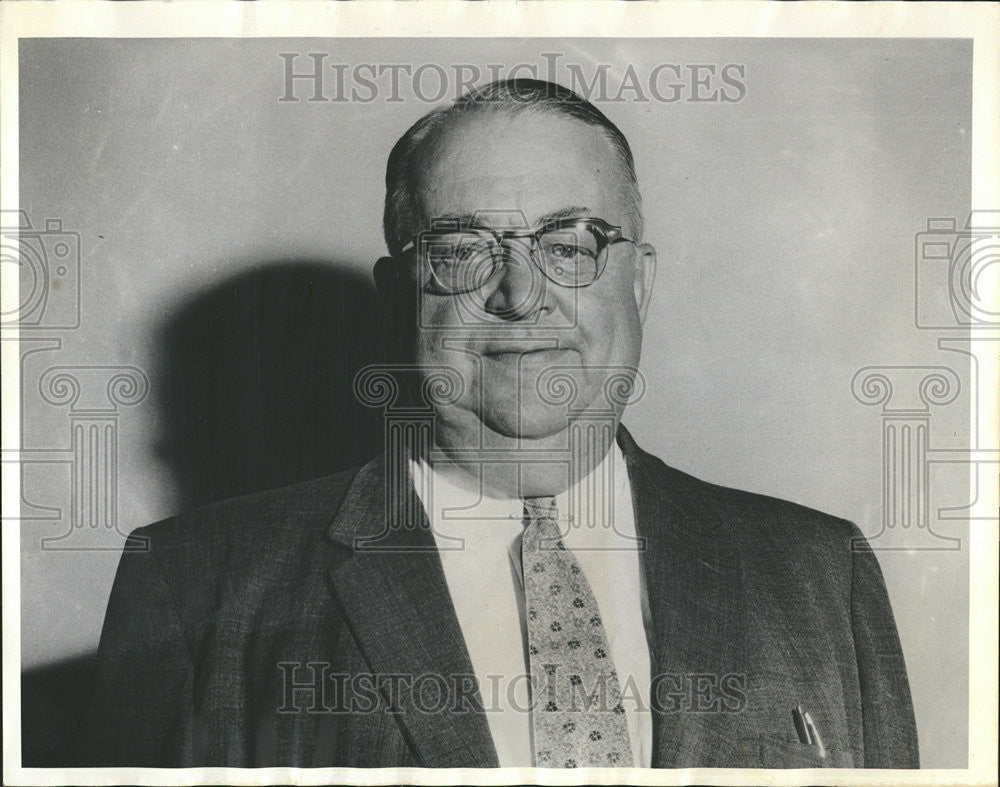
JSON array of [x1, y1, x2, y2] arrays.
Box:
[[382, 78, 643, 256]]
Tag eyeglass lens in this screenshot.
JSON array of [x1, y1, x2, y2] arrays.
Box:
[[422, 224, 606, 293]]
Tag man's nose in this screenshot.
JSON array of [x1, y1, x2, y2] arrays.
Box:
[[481, 241, 547, 320]]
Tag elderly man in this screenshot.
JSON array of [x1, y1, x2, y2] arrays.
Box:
[[94, 79, 919, 770]]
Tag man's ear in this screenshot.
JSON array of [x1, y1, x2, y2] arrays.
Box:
[[372, 256, 417, 365], [632, 243, 657, 324], [373, 256, 400, 297]]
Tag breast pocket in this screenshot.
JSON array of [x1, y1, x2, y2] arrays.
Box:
[[736, 734, 855, 769]]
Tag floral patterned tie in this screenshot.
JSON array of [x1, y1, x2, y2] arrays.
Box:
[[521, 496, 633, 768]]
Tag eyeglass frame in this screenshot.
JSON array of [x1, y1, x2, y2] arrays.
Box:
[[398, 216, 636, 294]]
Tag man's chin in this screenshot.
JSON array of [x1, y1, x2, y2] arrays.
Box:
[[479, 407, 569, 442]]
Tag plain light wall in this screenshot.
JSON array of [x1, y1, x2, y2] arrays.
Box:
[[17, 38, 971, 767]]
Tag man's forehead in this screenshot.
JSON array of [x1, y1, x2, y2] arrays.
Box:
[[421, 110, 612, 172], [413, 111, 624, 228]]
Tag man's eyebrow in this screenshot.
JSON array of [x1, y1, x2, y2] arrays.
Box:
[[431, 213, 479, 226], [534, 207, 593, 225], [436, 207, 593, 225], [426, 207, 594, 230]]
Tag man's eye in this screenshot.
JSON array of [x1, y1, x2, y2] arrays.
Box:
[[545, 242, 594, 260], [454, 239, 493, 262]]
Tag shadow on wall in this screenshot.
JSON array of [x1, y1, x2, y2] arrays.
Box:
[[155, 260, 385, 511], [22, 655, 97, 767], [22, 259, 390, 767]]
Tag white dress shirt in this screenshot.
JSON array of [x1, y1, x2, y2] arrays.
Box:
[[409, 443, 653, 767]]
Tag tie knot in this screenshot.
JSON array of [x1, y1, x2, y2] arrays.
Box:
[[523, 496, 557, 520], [522, 497, 563, 546]]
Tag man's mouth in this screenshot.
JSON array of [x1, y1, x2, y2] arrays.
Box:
[[481, 345, 570, 359]]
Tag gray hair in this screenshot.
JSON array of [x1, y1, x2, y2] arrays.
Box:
[[382, 78, 644, 256]]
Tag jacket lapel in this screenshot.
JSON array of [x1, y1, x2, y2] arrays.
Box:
[[324, 429, 746, 769], [618, 426, 746, 767], [323, 454, 499, 768]]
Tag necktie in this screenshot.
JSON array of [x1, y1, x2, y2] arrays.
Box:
[[521, 496, 633, 768]]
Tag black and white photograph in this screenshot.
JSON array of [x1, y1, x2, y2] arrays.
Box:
[[2, 3, 997, 785]]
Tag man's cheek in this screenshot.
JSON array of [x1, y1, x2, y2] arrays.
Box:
[[416, 293, 460, 334], [573, 304, 617, 360], [414, 331, 478, 405], [415, 313, 453, 362]]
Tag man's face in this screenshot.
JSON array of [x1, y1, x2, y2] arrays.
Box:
[[407, 110, 655, 447]]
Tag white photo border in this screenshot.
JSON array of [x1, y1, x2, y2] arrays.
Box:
[[1, 2, 997, 786]]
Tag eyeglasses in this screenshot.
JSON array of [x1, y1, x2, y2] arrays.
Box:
[[400, 217, 634, 294]]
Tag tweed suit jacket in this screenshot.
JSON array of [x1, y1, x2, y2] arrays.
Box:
[[92, 426, 919, 768]]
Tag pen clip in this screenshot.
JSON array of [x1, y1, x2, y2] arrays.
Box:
[[803, 710, 827, 759], [792, 705, 812, 744], [792, 705, 827, 759]]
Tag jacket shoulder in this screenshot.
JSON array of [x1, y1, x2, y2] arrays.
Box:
[[109, 468, 361, 651], [117, 468, 360, 619], [126, 467, 359, 552], [623, 428, 856, 540], [620, 428, 863, 580]]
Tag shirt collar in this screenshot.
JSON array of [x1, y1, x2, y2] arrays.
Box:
[[410, 440, 629, 546]]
